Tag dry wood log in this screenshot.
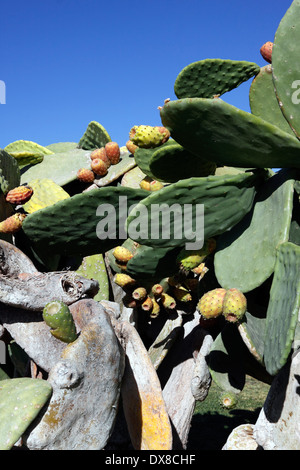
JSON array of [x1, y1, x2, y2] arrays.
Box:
[[24, 311, 125, 450], [158, 311, 208, 449], [114, 319, 173, 450], [0, 271, 99, 310]]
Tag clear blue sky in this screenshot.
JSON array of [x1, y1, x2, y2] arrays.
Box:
[[0, 0, 293, 149]]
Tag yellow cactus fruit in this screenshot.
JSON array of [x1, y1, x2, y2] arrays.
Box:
[[197, 288, 227, 320], [113, 246, 134, 263], [0, 213, 26, 233]]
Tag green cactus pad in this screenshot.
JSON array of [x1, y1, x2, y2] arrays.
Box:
[[4, 140, 54, 167], [76, 254, 109, 302], [22, 178, 70, 213], [206, 324, 246, 394], [126, 244, 180, 281], [22, 186, 149, 257], [0, 377, 52, 450], [126, 170, 266, 249], [149, 143, 216, 183], [134, 141, 176, 179], [20, 148, 93, 187], [174, 59, 260, 99], [160, 98, 300, 168], [249, 65, 295, 136], [45, 142, 78, 153], [43, 300, 78, 343], [0, 149, 20, 194], [263, 242, 300, 376], [94, 149, 136, 187], [238, 312, 266, 364], [272, 0, 300, 139], [214, 169, 295, 292], [78, 121, 112, 150]]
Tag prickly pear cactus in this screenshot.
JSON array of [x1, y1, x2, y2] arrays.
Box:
[[1, 0, 300, 452], [0, 378, 52, 450]]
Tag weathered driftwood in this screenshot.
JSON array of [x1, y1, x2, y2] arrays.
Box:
[[0, 239, 38, 276], [0, 304, 64, 372], [0, 299, 119, 373], [159, 310, 210, 449], [254, 349, 300, 450], [0, 270, 99, 311], [222, 424, 259, 450], [191, 332, 213, 401], [24, 310, 125, 450], [113, 319, 173, 450], [148, 312, 183, 370]]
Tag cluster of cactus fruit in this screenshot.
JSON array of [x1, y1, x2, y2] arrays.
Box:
[[0, 0, 300, 450]]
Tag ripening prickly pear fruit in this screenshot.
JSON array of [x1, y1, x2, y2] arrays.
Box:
[[129, 125, 170, 149], [5, 185, 33, 205], [90, 147, 111, 167], [222, 288, 247, 323], [173, 287, 192, 303], [113, 246, 134, 263], [192, 263, 209, 279], [126, 140, 138, 155], [151, 283, 164, 296], [42, 300, 78, 343], [132, 287, 147, 301], [149, 296, 160, 318], [113, 273, 137, 288], [91, 158, 109, 176], [161, 293, 176, 310], [197, 288, 227, 320], [139, 177, 163, 192], [141, 296, 153, 311], [177, 239, 215, 273], [0, 213, 26, 233], [76, 168, 95, 183], [260, 41, 273, 64], [219, 391, 238, 410], [105, 142, 120, 165]]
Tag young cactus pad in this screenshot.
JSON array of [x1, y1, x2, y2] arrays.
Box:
[[174, 59, 260, 99], [78, 121, 112, 150], [42, 300, 78, 343], [0, 378, 52, 450]]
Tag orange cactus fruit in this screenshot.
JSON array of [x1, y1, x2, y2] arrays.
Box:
[[260, 41, 273, 64], [6, 185, 33, 205], [105, 142, 120, 165], [126, 140, 138, 155], [91, 158, 109, 176], [0, 213, 26, 233], [76, 168, 95, 183], [90, 147, 111, 167]]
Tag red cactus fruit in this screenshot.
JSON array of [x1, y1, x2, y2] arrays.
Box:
[[91, 158, 109, 176], [260, 42, 273, 64], [105, 142, 120, 165], [76, 168, 95, 183], [6, 185, 33, 205], [90, 148, 111, 167]]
